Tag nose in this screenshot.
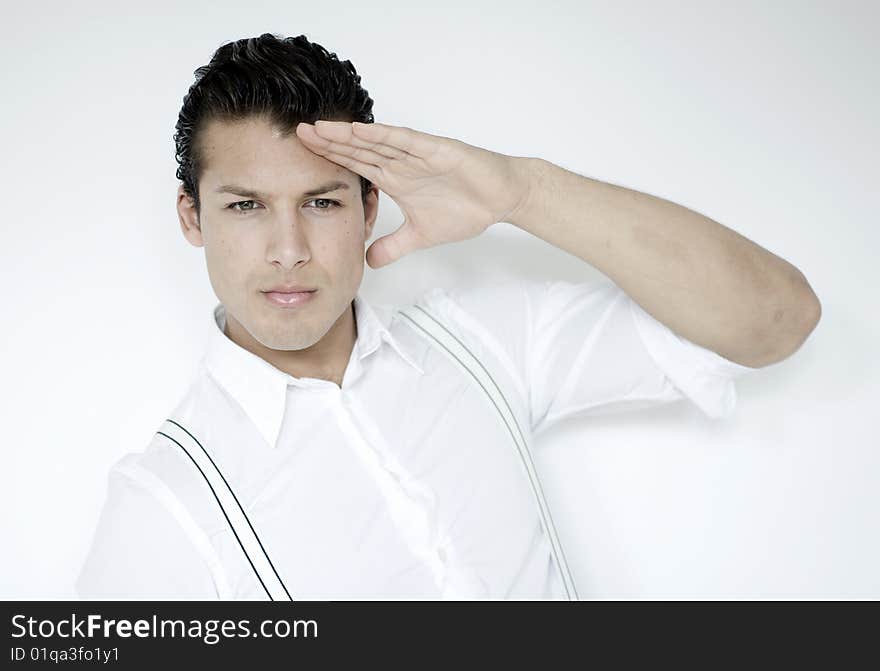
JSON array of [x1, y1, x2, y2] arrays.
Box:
[[266, 211, 311, 270]]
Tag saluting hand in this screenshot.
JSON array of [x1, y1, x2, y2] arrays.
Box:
[[295, 120, 531, 269]]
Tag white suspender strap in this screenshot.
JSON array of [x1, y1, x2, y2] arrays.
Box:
[[156, 418, 293, 601], [397, 304, 580, 601]]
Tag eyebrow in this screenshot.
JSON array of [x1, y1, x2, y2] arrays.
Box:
[[214, 180, 351, 200]]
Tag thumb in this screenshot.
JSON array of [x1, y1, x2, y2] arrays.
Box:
[[365, 222, 425, 269]]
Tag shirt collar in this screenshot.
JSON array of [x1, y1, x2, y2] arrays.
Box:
[[203, 292, 424, 450]]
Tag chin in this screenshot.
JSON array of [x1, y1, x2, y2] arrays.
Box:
[[253, 327, 317, 352]]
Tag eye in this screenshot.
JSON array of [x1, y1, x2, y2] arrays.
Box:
[[224, 199, 342, 214], [226, 200, 262, 213], [306, 198, 342, 211]]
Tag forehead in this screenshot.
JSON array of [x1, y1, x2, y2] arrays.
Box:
[[198, 116, 350, 187]]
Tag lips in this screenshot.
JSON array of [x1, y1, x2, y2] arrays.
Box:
[[263, 285, 317, 293], [262, 289, 317, 308]]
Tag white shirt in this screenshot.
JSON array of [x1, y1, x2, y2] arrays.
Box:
[[75, 277, 757, 600]]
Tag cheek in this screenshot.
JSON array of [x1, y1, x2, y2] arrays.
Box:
[[325, 218, 365, 252], [327, 220, 365, 278], [206, 233, 255, 285], [208, 235, 238, 267]]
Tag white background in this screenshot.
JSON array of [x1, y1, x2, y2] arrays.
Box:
[[1, 0, 876, 599]]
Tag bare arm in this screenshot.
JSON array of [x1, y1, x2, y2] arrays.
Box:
[[506, 157, 821, 367]]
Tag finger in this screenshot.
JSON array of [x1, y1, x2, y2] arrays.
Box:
[[351, 121, 436, 159], [365, 223, 426, 269], [297, 123, 394, 169], [315, 138, 392, 170], [303, 121, 411, 161], [318, 150, 384, 184]]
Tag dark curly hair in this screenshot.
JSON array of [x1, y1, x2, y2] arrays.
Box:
[[173, 32, 375, 218]]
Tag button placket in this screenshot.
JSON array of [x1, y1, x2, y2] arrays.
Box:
[[334, 394, 446, 590]]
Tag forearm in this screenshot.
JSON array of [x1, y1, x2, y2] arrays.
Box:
[[506, 157, 821, 367]]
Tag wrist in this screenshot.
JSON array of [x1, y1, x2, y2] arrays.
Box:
[[504, 156, 546, 228]]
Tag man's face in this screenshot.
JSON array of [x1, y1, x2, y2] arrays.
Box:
[[176, 115, 378, 357]]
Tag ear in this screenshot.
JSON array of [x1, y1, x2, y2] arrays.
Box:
[[177, 184, 204, 247], [362, 184, 380, 241]]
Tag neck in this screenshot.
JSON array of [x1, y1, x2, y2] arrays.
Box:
[[224, 300, 358, 387]]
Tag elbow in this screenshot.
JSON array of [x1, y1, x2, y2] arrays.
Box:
[[790, 281, 822, 345], [762, 286, 822, 365], [802, 291, 822, 337], [723, 276, 821, 368]]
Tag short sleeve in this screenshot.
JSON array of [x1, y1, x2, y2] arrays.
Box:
[[75, 460, 224, 600], [529, 278, 760, 433], [433, 278, 760, 437]]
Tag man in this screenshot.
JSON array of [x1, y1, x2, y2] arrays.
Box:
[[75, 33, 820, 600]]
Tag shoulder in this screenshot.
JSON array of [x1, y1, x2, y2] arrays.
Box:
[[76, 434, 226, 599], [412, 277, 618, 326], [395, 279, 558, 412], [104, 420, 228, 538]]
